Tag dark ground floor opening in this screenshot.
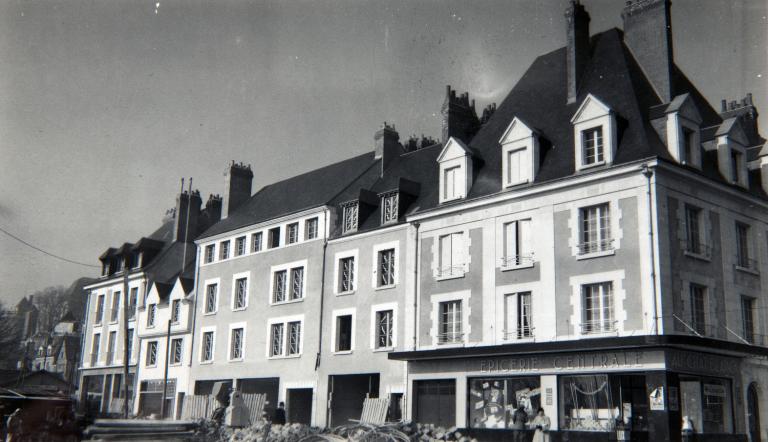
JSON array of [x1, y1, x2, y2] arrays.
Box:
[[327, 373, 380, 427], [237, 377, 280, 417], [80, 371, 135, 417], [287, 388, 313, 425]]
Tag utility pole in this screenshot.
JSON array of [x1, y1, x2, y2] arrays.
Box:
[[121, 254, 131, 418], [160, 319, 172, 419]]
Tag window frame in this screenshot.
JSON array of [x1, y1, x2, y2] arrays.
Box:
[[581, 282, 615, 335], [232, 272, 250, 311], [146, 341, 158, 367], [235, 236, 246, 256], [331, 309, 356, 354], [381, 192, 399, 224], [146, 303, 157, 328], [438, 300, 463, 345], [204, 281, 219, 315], [252, 232, 263, 252], [436, 232, 466, 279], [200, 328, 216, 364], [578, 203, 613, 256], [227, 324, 246, 362], [110, 291, 120, 323], [204, 245, 215, 263], [268, 227, 281, 249], [501, 219, 534, 269], [170, 338, 183, 366], [219, 240, 230, 260], [342, 203, 359, 234], [286, 222, 299, 245], [305, 217, 319, 240], [266, 315, 304, 359], [689, 283, 707, 336], [171, 299, 181, 324]]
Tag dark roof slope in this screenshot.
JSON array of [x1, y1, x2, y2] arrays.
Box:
[[201, 152, 378, 238]]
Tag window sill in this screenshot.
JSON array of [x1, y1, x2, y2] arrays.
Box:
[[373, 347, 394, 353], [683, 250, 711, 262], [500, 262, 535, 272], [504, 179, 530, 189], [128, 317, 136, 322], [375, 284, 396, 292], [199, 360, 214, 365], [271, 298, 305, 306], [577, 160, 607, 171], [269, 354, 302, 360], [94, 323, 103, 327], [169, 362, 182, 367], [203, 311, 217, 316], [146, 325, 156, 329], [146, 364, 157, 368], [228, 358, 244, 363], [333, 350, 353, 355], [435, 341, 465, 348], [232, 307, 248, 312], [436, 272, 466, 282], [735, 265, 760, 276], [576, 249, 615, 260], [336, 290, 356, 297]]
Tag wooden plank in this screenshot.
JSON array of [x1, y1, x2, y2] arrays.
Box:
[[359, 397, 389, 425]]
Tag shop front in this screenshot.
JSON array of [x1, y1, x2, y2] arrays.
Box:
[[391, 337, 755, 442]]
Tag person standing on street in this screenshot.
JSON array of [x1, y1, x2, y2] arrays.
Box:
[[511, 405, 528, 442], [273, 402, 287, 426], [531, 408, 551, 442]]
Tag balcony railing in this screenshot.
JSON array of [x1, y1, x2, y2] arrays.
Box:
[[504, 326, 534, 340], [581, 320, 618, 335], [577, 238, 614, 255], [437, 331, 464, 345], [90, 352, 98, 366], [437, 265, 465, 278], [500, 254, 535, 268], [680, 239, 712, 258]]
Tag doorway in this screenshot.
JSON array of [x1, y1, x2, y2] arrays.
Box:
[[748, 383, 762, 442], [287, 388, 313, 425], [327, 373, 380, 427]]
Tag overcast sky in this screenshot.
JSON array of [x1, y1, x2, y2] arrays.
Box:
[[0, 0, 765, 307]]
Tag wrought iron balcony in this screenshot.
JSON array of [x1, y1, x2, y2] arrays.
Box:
[[437, 265, 465, 278], [577, 238, 614, 255], [504, 326, 534, 340], [437, 331, 464, 345], [500, 254, 535, 267], [581, 320, 618, 335], [680, 239, 712, 258]]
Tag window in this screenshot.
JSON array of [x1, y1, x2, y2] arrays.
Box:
[[270, 267, 304, 302], [305, 217, 319, 240], [115, 257, 124, 273], [147, 303, 156, 327], [95, 294, 105, 324], [230, 328, 243, 360], [342, 204, 359, 234], [582, 127, 604, 166], [235, 236, 246, 256], [684, 205, 704, 255], [252, 232, 263, 252], [469, 377, 541, 429], [439, 300, 463, 344], [219, 241, 230, 260], [110, 291, 120, 322], [742, 297, 755, 344], [503, 219, 533, 266], [202, 331, 214, 362], [506, 148, 529, 185], [736, 222, 752, 269], [376, 310, 394, 349], [683, 127, 695, 164], [268, 227, 281, 248], [579, 204, 612, 254], [582, 282, 614, 334], [205, 284, 217, 314], [378, 249, 396, 287], [731, 149, 742, 184], [171, 299, 181, 323], [126, 329, 134, 361], [438, 232, 465, 277], [286, 223, 299, 244], [130, 251, 141, 269], [146, 341, 158, 366], [290, 267, 304, 300], [690, 283, 706, 335], [288, 321, 301, 355], [273, 271, 287, 303], [128, 287, 138, 320], [234, 278, 247, 309], [270, 323, 284, 357], [560, 374, 649, 432], [91, 333, 100, 365], [336, 315, 353, 352], [505, 292, 533, 339], [339, 257, 355, 293], [205, 245, 215, 263], [680, 377, 734, 434], [382, 193, 399, 224], [107, 331, 116, 364], [171, 338, 183, 365], [443, 166, 461, 200]]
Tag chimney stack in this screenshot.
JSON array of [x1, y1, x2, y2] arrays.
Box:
[[621, 0, 674, 102], [719, 93, 761, 146], [222, 161, 253, 219], [374, 122, 403, 176], [565, 0, 591, 104], [441, 85, 480, 145], [174, 189, 202, 242]]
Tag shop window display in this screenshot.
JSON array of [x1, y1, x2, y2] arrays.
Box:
[[469, 377, 540, 429], [559, 374, 648, 432], [680, 377, 732, 434]]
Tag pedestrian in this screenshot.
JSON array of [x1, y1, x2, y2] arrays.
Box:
[[530, 408, 551, 442], [5, 408, 22, 442], [273, 402, 286, 426], [511, 405, 528, 442]]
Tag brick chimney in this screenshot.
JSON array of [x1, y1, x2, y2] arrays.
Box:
[[622, 0, 674, 102], [199, 194, 223, 233], [374, 122, 403, 175], [720, 93, 761, 146], [222, 161, 253, 219], [441, 85, 480, 145], [174, 189, 202, 242], [565, 0, 591, 104]]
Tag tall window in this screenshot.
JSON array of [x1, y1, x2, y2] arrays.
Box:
[[736, 222, 751, 268], [202, 331, 214, 362], [439, 300, 463, 344], [690, 283, 707, 335], [268, 228, 281, 248], [91, 333, 100, 365], [286, 223, 299, 244], [443, 166, 461, 200], [95, 294, 105, 324], [342, 204, 359, 234], [219, 241, 230, 260], [273, 271, 287, 303], [171, 299, 181, 323], [128, 287, 138, 320], [376, 310, 394, 349], [235, 236, 246, 256], [110, 291, 120, 322], [147, 304, 156, 327], [288, 321, 301, 355], [126, 329, 134, 361], [234, 278, 247, 309], [205, 245, 215, 263], [171, 338, 183, 365], [503, 219, 532, 266], [339, 257, 355, 293], [505, 292, 533, 339], [438, 232, 465, 277], [684, 205, 703, 254], [252, 232, 263, 252], [682, 128, 695, 164], [579, 203, 611, 254], [506, 148, 528, 185], [582, 282, 614, 334], [582, 127, 604, 165], [378, 249, 396, 287], [305, 218, 319, 240], [146, 341, 158, 366], [336, 315, 353, 352], [230, 328, 243, 360], [731, 149, 742, 183], [205, 284, 217, 314], [107, 331, 116, 364], [270, 323, 284, 357], [290, 267, 304, 300], [742, 297, 755, 344], [382, 193, 399, 224]]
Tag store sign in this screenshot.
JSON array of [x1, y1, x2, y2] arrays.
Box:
[[666, 350, 738, 377], [704, 384, 726, 398], [478, 350, 656, 374]]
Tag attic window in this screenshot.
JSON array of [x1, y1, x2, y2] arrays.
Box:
[[437, 137, 472, 204], [381, 193, 399, 224], [731, 149, 743, 185], [500, 117, 539, 187], [571, 94, 617, 171], [582, 127, 604, 166], [342, 203, 359, 234], [443, 166, 461, 201]]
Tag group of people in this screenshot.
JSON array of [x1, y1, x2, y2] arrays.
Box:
[[511, 406, 551, 442]]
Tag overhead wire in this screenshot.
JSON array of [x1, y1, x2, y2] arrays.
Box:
[[0, 225, 100, 268]]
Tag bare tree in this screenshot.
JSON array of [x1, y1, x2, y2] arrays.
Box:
[[31, 285, 68, 334], [0, 302, 23, 369]]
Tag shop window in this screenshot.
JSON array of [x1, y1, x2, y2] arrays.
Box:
[[469, 377, 540, 429], [559, 374, 648, 432], [680, 377, 733, 434]]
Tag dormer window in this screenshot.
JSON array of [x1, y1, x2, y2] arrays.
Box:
[[381, 192, 399, 224], [342, 202, 359, 234], [731, 149, 744, 185], [715, 118, 749, 188], [572, 94, 617, 171], [660, 93, 703, 168], [500, 117, 539, 187], [437, 137, 473, 204]]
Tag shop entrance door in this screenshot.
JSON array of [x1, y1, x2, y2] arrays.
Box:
[[287, 388, 313, 425], [748, 383, 762, 442], [327, 373, 379, 427], [413, 379, 456, 428]]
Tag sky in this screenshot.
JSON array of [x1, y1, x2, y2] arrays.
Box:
[[0, 0, 766, 307]]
